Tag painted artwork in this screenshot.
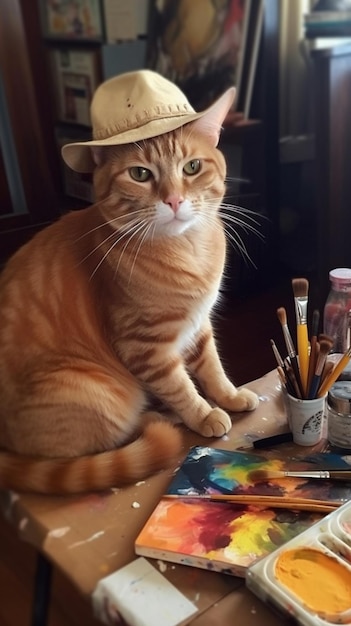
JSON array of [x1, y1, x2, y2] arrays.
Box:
[[135, 447, 351, 576], [40, 0, 103, 40], [147, 0, 250, 111]]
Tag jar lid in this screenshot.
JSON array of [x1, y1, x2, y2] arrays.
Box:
[[329, 268, 351, 284], [328, 381, 351, 413]]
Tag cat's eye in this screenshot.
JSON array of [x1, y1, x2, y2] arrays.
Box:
[[129, 166, 152, 182], [183, 159, 201, 176]]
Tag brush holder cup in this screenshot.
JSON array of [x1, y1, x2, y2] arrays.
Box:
[[286, 393, 326, 446]]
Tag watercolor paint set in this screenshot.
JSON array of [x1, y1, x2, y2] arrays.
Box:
[[246, 499, 351, 625]]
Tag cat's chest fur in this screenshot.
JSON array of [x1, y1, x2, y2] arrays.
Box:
[[175, 289, 219, 353], [102, 235, 224, 356]]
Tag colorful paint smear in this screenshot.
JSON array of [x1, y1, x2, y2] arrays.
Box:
[[136, 498, 315, 572], [135, 447, 351, 575], [275, 547, 351, 616]]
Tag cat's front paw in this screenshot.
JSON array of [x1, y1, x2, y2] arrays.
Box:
[[225, 387, 259, 412], [199, 408, 232, 438]]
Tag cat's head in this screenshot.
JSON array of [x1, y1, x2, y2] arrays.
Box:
[[91, 90, 232, 240]]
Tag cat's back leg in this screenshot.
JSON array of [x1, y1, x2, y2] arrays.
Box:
[[1, 361, 147, 457]]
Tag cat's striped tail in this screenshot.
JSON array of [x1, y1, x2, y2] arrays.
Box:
[[0, 422, 183, 494]]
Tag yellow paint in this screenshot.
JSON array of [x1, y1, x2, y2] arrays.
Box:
[[275, 547, 351, 616]]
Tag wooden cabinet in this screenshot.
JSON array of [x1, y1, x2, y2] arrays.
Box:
[[311, 44, 351, 305]]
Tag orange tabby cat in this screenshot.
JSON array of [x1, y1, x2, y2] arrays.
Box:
[[0, 76, 258, 495]]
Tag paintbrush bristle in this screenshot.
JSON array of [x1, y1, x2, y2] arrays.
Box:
[[311, 309, 320, 336], [318, 333, 333, 345], [319, 338, 333, 356], [249, 469, 283, 482], [277, 307, 287, 326], [292, 277, 309, 298]]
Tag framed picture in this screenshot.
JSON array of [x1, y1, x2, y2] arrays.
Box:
[[49, 48, 101, 126], [102, 0, 150, 43], [39, 0, 104, 41], [147, 0, 251, 112], [235, 0, 264, 118]]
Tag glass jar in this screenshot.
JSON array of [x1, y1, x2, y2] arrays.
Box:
[[327, 381, 351, 451], [323, 268, 351, 354]]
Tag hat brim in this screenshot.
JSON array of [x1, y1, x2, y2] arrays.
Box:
[[62, 110, 209, 174]]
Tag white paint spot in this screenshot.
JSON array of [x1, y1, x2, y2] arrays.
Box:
[[18, 518, 28, 531], [10, 491, 19, 505], [132, 501, 140, 509], [48, 526, 70, 538], [69, 530, 105, 549], [157, 560, 167, 573], [135, 481, 146, 487]]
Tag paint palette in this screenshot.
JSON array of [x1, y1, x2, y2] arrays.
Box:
[[246, 500, 351, 625]]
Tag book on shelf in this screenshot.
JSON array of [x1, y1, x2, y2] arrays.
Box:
[[49, 48, 101, 127], [304, 10, 351, 24], [135, 446, 351, 577], [305, 36, 351, 49], [304, 10, 351, 37]]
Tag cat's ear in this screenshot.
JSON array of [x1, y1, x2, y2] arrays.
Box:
[[191, 87, 236, 147], [91, 146, 104, 166]]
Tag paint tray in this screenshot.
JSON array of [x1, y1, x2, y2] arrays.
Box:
[[246, 500, 351, 625]]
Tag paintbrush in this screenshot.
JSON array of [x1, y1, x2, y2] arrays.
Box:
[[270, 338, 285, 369], [308, 338, 333, 399], [292, 278, 310, 396], [318, 347, 351, 397], [320, 359, 334, 386], [306, 309, 320, 397], [284, 360, 302, 398], [270, 339, 295, 394], [250, 469, 351, 482], [277, 307, 303, 396], [162, 494, 339, 513]]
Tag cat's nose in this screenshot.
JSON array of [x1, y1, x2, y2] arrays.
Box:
[[164, 194, 184, 213]]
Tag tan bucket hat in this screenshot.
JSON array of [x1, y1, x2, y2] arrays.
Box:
[[61, 69, 235, 173]]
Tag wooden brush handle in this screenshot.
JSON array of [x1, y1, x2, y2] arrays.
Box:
[[329, 471, 351, 480]]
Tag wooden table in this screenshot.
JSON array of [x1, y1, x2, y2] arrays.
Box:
[[1, 370, 327, 626]]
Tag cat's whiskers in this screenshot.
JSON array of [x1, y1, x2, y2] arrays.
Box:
[[225, 174, 251, 185], [219, 211, 264, 241], [127, 221, 153, 284], [114, 218, 149, 274], [89, 219, 146, 280], [75, 203, 147, 240], [79, 216, 141, 267], [197, 210, 253, 264], [199, 203, 261, 266], [132, 141, 146, 153], [203, 198, 265, 241]]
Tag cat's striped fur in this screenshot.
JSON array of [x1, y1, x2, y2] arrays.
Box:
[[0, 111, 258, 494]]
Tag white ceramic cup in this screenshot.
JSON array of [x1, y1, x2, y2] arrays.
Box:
[[285, 393, 326, 446]]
